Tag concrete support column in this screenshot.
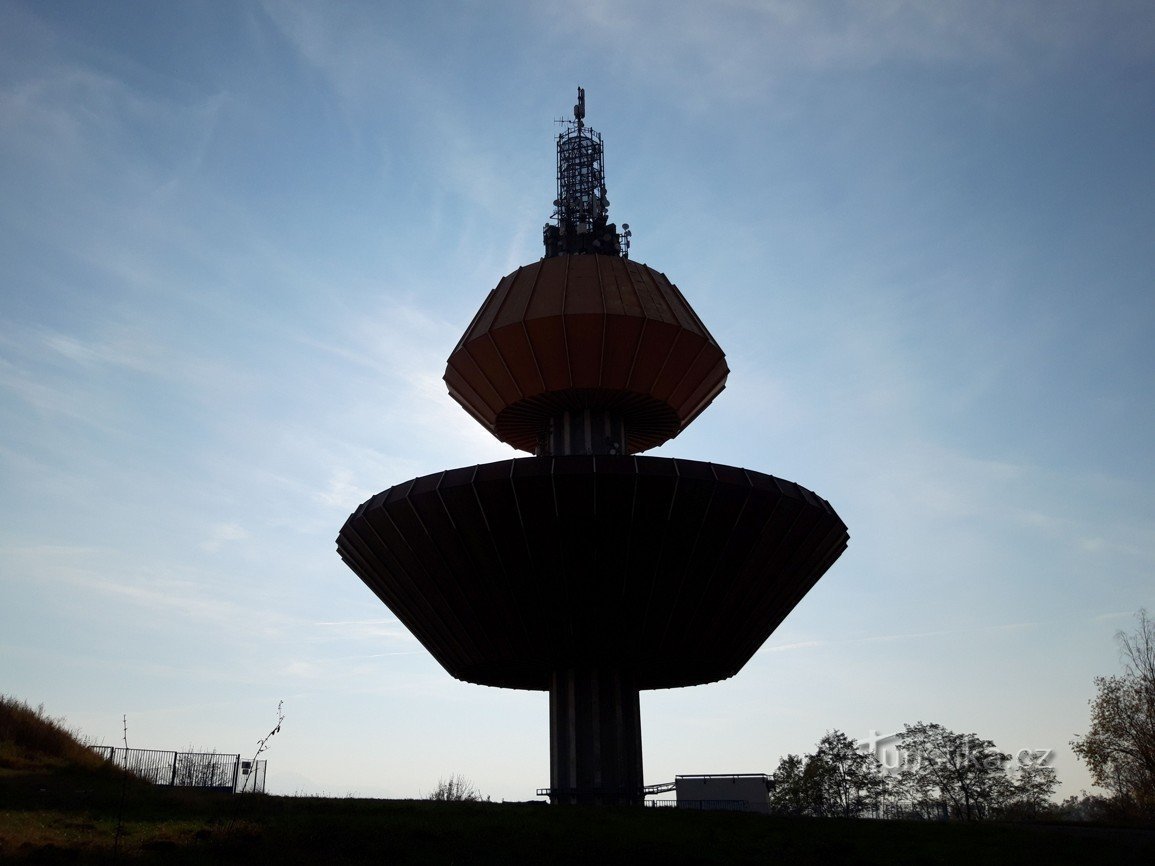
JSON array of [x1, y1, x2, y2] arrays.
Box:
[[549, 667, 643, 805], [540, 409, 627, 456]]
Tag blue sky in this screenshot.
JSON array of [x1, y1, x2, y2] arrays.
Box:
[[1, 0, 1152, 800]]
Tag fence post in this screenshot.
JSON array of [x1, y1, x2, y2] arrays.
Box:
[[232, 754, 241, 793], [170, 752, 177, 786]]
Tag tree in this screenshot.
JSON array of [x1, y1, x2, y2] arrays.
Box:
[[878, 765, 917, 819], [768, 732, 884, 817], [811, 730, 884, 818], [1001, 757, 1058, 818], [767, 753, 812, 816], [1071, 609, 1155, 818], [898, 722, 1010, 820]]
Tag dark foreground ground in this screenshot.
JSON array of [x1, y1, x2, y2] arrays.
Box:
[[2, 762, 1154, 866]]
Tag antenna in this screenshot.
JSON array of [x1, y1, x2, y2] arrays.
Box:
[[542, 88, 630, 258]]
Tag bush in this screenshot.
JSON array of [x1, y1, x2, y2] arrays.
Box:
[[428, 774, 483, 802]]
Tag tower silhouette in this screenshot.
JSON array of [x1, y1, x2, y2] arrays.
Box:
[[337, 89, 848, 805]]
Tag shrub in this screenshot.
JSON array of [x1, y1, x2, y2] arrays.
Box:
[[428, 774, 483, 802]]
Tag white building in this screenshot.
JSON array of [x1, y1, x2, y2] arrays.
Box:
[[673, 774, 772, 814]]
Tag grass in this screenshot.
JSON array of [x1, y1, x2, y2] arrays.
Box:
[[0, 696, 107, 774], [2, 696, 1154, 864]]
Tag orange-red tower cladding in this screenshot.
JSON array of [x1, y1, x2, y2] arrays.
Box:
[[336, 91, 848, 805], [445, 254, 727, 456]]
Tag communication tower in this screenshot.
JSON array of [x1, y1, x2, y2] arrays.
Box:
[[337, 89, 848, 805]]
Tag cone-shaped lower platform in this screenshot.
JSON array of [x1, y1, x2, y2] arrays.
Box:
[[338, 455, 847, 691], [337, 455, 847, 803]]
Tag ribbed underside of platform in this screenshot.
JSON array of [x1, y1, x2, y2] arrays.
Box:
[[336, 455, 848, 692]]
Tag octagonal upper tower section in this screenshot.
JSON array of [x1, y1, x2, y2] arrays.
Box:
[[445, 254, 728, 454]]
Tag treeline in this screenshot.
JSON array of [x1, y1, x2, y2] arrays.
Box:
[[768, 723, 1057, 821], [769, 608, 1155, 824]]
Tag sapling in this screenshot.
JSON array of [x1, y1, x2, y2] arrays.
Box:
[[241, 700, 284, 794]]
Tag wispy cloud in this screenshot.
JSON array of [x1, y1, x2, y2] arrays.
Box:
[[201, 522, 251, 553], [764, 640, 826, 653], [554, 0, 1150, 110], [850, 621, 1039, 645], [310, 619, 416, 644], [313, 619, 398, 626], [41, 330, 159, 372], [764, 620, 1040, 654], [1093, 610, 1144, 624]]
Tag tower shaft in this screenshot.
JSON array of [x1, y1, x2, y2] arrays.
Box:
[[540, 408, 627, 456], [549, 667, 643, 806], [543, 403, 637, 801]]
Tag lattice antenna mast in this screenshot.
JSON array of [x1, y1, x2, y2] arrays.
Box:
[[543, 87, 629, 258]]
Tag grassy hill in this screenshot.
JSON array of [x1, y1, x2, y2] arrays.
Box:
[[2, 695, 1153, 864]]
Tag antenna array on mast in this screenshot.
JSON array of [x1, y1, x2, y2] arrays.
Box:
[[543, 87, 629, 258]]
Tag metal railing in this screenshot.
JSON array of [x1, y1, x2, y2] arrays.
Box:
[[536, 781, 678, 799], [535, 786, 641, 805], [670, 799, 750, 811], [94, 746, 266, 793]]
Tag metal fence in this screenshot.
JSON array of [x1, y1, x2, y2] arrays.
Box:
[[95, 747, 266, 794], [645, 799, 749, 811]]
